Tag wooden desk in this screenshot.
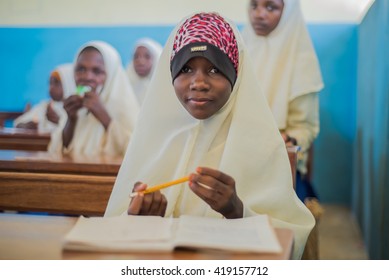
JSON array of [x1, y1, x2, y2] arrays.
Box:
[[0, 213, 294, 260], [0, 150, 121, 176], [0, 150, 122, 216], [0, 127, 51, 151], [0, 111, 23, 127]]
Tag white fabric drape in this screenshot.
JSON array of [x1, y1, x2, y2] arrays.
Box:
[[105, 13, 314, 259], [126, 38, 162, 105]]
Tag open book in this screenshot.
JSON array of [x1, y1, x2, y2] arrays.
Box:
[[63, 215, 282, 254]]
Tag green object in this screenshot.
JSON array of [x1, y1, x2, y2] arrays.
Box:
[[76, 85, 91, 96]]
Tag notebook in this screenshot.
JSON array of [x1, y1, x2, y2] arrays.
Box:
[[63, 214, 282, 254]]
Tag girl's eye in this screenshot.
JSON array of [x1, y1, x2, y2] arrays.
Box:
[[209, 67, 220, 74], [75, 67, 85, 73], [266, 2, 281, 11], [180, 66, 191, 73], [93, 68, 105, 75]]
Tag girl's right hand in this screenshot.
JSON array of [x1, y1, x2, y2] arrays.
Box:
[[63, 95, 83, 120], [128, 182, 167, 217]]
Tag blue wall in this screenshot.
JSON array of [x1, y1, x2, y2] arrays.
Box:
[[0, 22, 359, 204], [309, 24, 358, 204], [353, 0, 389, 259]]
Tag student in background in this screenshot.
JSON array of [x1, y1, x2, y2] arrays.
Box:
[[14, 63, 75, 132], [126, 38, 162, 105], [241, 0, 324, 202], [105, 12, 314, 259], [48, 41, 139, 156]]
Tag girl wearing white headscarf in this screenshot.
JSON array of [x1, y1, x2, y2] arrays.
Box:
[[126, 38, 162, 105], [48, 41, 139, 156], [105, 12, 314, 259], [14, 63, 75, 132], [241, 0, 324, 198]]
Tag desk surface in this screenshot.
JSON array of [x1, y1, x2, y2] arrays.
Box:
[[0, 213, 294, 260], [0, 127, 51, 151], [0, 149, 122, 176]]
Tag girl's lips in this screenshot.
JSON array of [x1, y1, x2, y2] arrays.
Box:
[[188, 98, 211, 106], [252, 22, 268, 31]]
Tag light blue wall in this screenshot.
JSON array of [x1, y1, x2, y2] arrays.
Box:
[[0, 22, 360, 205], [353, 0, 389, 259], [308, 24, 358, 204]]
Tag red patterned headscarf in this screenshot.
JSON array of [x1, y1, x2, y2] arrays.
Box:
[[170, 12, 239, 87]]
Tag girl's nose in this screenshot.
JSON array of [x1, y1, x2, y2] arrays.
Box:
[[190, 70, 209, 91], [253, 7, 266, 19]]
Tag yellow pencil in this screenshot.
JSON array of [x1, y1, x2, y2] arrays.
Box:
[[129, 176, 190, 198]]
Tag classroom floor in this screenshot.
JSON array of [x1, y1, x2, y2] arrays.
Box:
[[317, 204, 368, 260]]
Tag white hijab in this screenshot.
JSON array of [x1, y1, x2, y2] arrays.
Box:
[[241, 0, 324, 128], [57, 63, 76, 100], [48, 41, 140, 156], [105, 13, 314, 259], [126, 38, 162, 105]]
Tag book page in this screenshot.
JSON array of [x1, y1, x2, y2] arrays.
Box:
[[63, 215, 174, 252], [63, 214, 282, 254], [173, 215, 282, 253]]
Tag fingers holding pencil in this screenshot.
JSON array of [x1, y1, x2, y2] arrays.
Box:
[[127, 182, 145, 215], [128, 182, 167, 217]]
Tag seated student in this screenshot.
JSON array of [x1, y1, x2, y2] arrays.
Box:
[[14, 63, 75, 132], [48, 41, 139, 156], [126, 38, 162, 105], [241, 0, 324, 202], [104, 12, 315, 259]]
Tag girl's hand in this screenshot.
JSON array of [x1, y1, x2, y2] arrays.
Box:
[[189, 167, 243, 219], [46, 102, 60, 124], [63, 95, 83, 120], [281, 132, 297, 146], [128, 182, 167, 217], [83, 91, 111, 129]]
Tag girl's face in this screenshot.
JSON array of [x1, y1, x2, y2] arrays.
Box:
[[248, 0, 284, 36], [74, 48, 106, 91], [173, 57, 232, 120], [133, 46, 153, 77], [49, 74, 64, 101]]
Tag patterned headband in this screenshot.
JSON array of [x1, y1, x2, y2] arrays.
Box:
[[171, 13, 239, 75]]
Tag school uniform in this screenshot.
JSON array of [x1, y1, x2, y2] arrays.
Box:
[[241, 0, 324, 201], [126, 38, 162, 105], [14, 63, 75, 132], [105, 12, 315, 259]]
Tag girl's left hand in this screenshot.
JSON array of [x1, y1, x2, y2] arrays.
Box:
[[189, 167, 243, 219]]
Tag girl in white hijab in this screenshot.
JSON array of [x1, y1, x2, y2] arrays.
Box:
[[48, 41, 139, 156], [14, 63, 75, 132], [126, 38, 162, 105], [241, 0, 324, 200], [105, 12, 314, 259]]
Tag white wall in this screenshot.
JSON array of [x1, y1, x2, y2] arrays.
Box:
[[0, 0, 375, 26]]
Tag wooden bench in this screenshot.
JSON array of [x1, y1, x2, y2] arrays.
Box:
[[0, 127, 51, 151], [0, 150, 122, 216]]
